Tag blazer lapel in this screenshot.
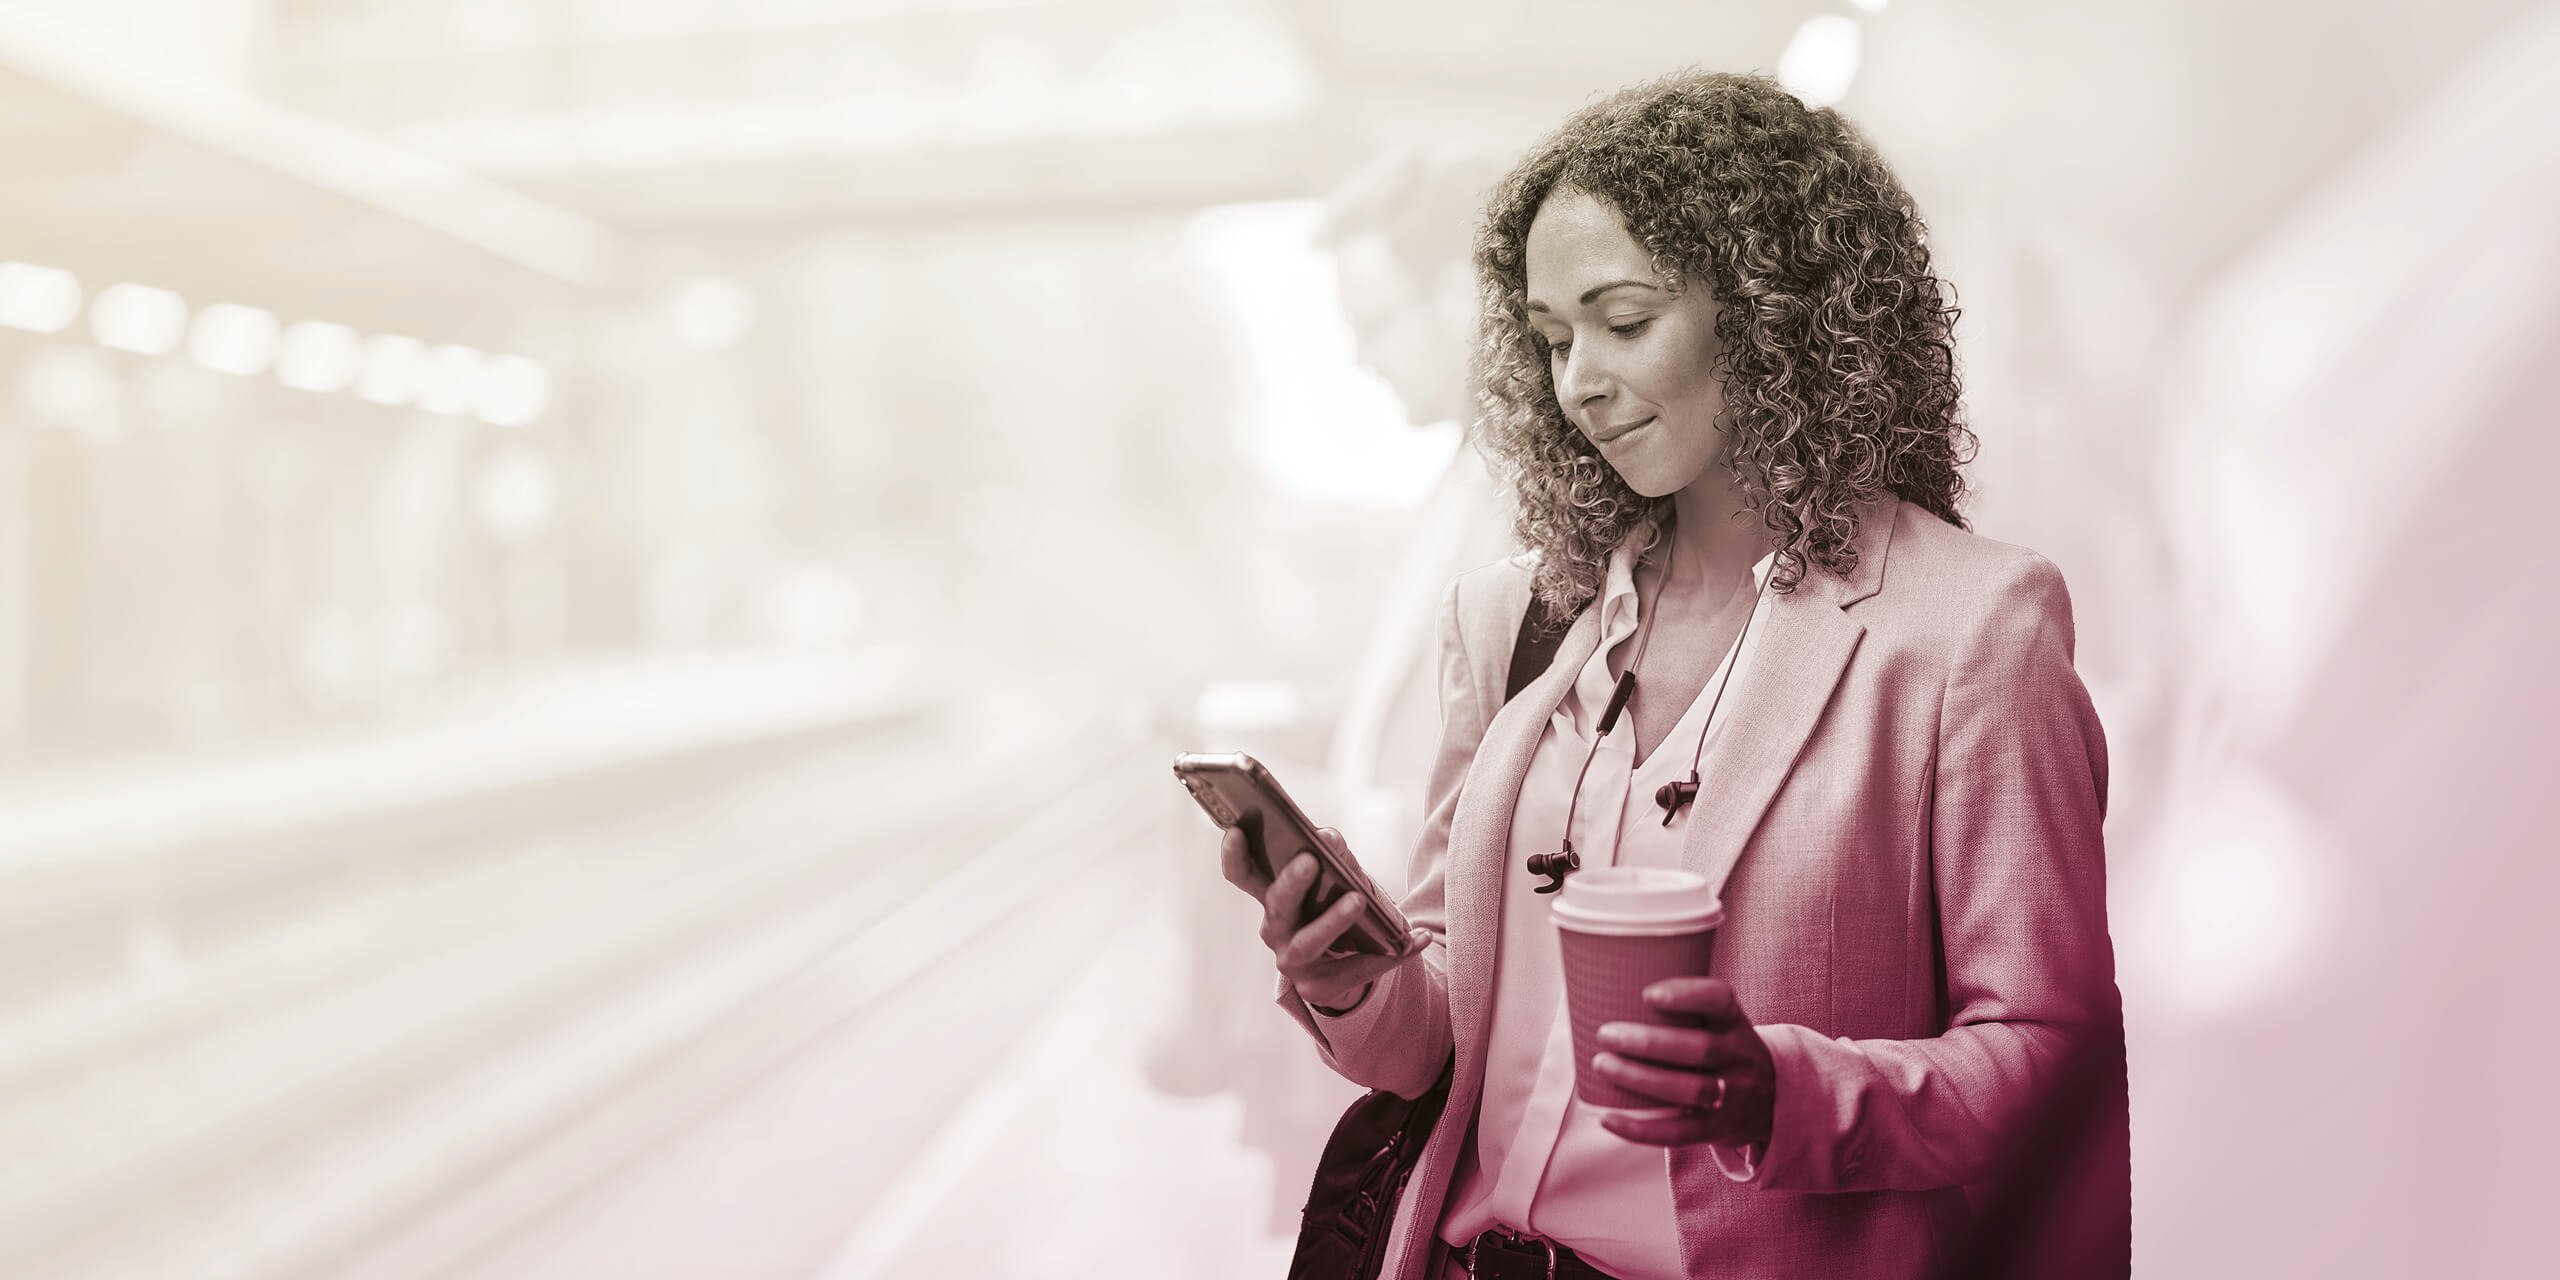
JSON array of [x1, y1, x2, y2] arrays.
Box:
[[1445, 599, 1603, 1078], [1678, 497, 1900, 898], [1444, 495, 1900, 1075]]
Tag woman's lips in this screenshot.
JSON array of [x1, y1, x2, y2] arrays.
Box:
[[1592, 415, 1655, 445]]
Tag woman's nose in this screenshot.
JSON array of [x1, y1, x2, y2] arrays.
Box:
[[1556, 344, 1612, 414]]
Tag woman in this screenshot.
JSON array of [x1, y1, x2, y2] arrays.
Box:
[[1223, 72, 2127, 1280]]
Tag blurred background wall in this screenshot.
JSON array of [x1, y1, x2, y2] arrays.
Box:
[[0, 1, 2550, 1277]]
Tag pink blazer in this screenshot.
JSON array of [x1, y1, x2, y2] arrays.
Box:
[[1278, 495, 2127, 1279]]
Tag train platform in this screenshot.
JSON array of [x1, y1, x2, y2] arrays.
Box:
[[0, 646, 933, 867], [808, 887, 1315, 1280], [0, 645, 1355, 1279]]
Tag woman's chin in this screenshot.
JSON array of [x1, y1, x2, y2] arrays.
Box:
[[1606, 457, 1709, 500]]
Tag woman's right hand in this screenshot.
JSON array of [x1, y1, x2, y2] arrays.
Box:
[[1219, 825, 1430, 1012]]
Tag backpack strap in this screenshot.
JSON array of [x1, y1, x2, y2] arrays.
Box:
[[1503, 591, 1580, 704]]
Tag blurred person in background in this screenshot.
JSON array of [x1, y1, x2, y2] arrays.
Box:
[[1313, 146, 1524, 886], [2118, 6, 2560, 1270], [1145, 146, 1521, 1230], [1222, 72, 2126, 1280], [1847, 3, 2560, 1270]]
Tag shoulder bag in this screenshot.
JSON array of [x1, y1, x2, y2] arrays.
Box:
[[1286, 589, 1577, 1280]]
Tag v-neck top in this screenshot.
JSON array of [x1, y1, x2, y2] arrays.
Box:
[[1433, 528, 1777, 1280]]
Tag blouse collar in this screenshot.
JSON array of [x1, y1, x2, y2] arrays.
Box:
[[1595, 521, 1778, 645]]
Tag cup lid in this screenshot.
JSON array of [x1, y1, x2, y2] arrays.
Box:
[[1550, 866, 1724, 930]]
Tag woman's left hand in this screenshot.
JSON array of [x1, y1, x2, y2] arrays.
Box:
[[1591, 976, 1776, 1151]]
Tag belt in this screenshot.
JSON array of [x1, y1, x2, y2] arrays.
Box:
[[1462, 1225, 1620, 1280]]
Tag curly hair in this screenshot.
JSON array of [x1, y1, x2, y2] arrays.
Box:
[[1471, 70, 1976, 615]]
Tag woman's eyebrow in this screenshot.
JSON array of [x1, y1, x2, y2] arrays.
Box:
[[1525, 279, 1658, 312]]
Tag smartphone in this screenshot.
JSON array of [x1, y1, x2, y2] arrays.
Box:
[[1173, 752, 1418, 959]]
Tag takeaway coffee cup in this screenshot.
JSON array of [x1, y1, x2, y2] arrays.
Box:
[[1552, 866, 1725, 1112]]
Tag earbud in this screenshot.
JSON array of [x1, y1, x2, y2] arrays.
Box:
[[1656, 771, 1700, 825], [1526, 846, 1580, 895]]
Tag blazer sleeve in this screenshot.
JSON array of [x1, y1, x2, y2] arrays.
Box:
[[1750, 549, 2124, 1196], [1271, 578, 1481, 1100]]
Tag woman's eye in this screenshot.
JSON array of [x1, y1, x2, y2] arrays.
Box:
[[1544, 338, 1571, 359], [1608, 318, 1653, 338]]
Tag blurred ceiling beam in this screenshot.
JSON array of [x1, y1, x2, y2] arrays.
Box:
[[270, 0, 1334, 226], [517, 121, 1344, 234], [0, 7, 628, 291], [245, 0, 1829, 230], [1280, 0, 1828, 98]]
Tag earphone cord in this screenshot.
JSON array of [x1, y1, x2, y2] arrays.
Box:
[[1672, 554, 1775, 788], [1553, 531, 1673, 859]]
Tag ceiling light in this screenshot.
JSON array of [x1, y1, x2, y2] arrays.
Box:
[[1778, 15, 1862, 108], [356, 334, 428, 406], [276, 321, 365, 393], [474, 355, 552, 427], [0, 262, 82, 334], [91, 282, 189, 355], [188, 303, 281, 376]]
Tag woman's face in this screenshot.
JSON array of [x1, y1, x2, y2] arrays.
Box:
[[1522, 188, 1727, 498]]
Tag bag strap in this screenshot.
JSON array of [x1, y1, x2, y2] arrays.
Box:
[[1503, 590, 1579, 704], [1290, 581, 1585, 1280]]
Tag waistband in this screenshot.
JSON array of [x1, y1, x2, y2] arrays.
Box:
[[1457, 1224, 1621, 1280]]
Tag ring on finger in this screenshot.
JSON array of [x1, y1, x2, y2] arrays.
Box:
[[1705, 1074, 1727, 1112]]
